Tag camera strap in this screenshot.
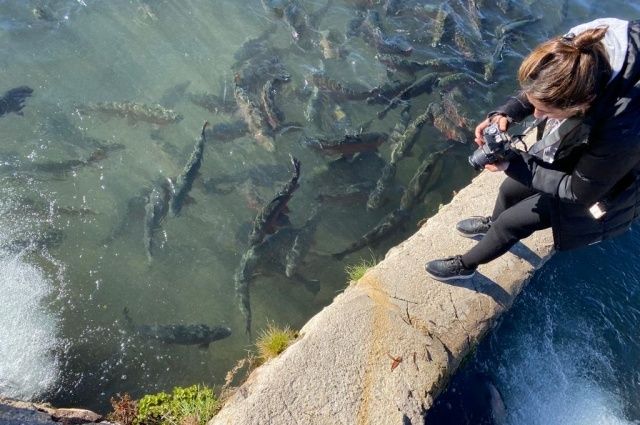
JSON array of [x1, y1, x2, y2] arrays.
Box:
[[527, 117, 584, 164]]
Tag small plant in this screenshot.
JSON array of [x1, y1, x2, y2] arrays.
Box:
[[107, 393, 137, 425], [255, 322, 297, 363], [135, 385, 218, 425], [345, 255, 377, 281]]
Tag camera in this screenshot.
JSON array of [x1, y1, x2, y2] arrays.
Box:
[[468, 123, 512, 170]]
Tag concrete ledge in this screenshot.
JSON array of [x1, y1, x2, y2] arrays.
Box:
[[210, 170, 554, 425]]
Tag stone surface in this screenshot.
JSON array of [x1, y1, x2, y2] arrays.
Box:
[[210, 170, 554, 425], [0, 397, 108, 425]]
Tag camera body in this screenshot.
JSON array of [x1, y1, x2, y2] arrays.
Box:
[[468, 123, 511, 170]]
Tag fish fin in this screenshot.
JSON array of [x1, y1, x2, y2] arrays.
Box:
[[198, 343, 210, 349]]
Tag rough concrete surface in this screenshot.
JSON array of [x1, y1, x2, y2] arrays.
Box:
[[211, 169, 555, 425]]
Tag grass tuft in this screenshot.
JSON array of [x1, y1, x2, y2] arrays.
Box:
[[255, 323, 297, 363], [345, 255, 377, 281]]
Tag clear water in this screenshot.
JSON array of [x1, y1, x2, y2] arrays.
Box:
[[0, 0, 638, 418]]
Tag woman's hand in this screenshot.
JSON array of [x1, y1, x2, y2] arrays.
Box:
[[474, 114, 510, 146], [485, 161, 509, 172]]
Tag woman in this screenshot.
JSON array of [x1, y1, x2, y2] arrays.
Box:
[[426, 18, 640, 281]]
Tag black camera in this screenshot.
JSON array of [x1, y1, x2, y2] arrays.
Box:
[[468, 123, 512, 170]]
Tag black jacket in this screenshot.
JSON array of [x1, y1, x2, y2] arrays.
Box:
[[496, 20, 640, 250]]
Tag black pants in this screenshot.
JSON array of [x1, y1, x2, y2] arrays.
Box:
[[461, 177, 553, 268]]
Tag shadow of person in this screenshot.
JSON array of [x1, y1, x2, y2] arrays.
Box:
[[439, 272, 512, 308]]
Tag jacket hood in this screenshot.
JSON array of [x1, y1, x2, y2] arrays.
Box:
[[568, 18, 629, 83]]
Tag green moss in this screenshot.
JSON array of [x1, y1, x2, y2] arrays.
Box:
[[345, 256, 377, 281], [135, 385, 218, 425], [255, 323, 297, 363]]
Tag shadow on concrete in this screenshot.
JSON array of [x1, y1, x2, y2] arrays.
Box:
[[508, 241, 542, 266], [467, 237, 541, 267], [442, 274, 511, 308]]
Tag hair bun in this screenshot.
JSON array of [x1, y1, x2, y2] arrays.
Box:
[[572, 26, 608, 53]]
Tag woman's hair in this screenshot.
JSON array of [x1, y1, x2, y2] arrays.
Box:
[[518, 26, 612, 116]]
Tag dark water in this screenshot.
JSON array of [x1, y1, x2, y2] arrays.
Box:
[[0, 0, 638, 419]]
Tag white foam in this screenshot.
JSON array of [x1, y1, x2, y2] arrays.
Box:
[[0, 251, 61, 400], [497, 302, 634, 425]]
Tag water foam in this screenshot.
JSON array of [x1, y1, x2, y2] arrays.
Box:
[[0, 251, 61, 400], [496, 300, 635, 425], [0, 185, 62, 400]]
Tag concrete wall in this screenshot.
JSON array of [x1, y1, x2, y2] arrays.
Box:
[[210, 170, 554, 425]]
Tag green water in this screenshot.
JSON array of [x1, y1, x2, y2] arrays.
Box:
[[0, 0, 637, 414]]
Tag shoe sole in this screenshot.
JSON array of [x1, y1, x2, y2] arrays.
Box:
[[456, 229, 487, 238], [425, 269, 476, 282]]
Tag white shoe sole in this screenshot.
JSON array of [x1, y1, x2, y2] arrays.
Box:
[[425, 269, 476, 282]]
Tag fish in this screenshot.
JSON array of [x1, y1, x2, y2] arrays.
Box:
[[0, 86, 33, 117], [122, 308, 231, 349], [233, 224, 320, 335], [189, 91, 237, 115], [431, 3, 453, 47], [304, 132, 388, 158], [234, 83, 275, 151], [333, 208, 410, 260], [143, 179, 172, 261], [319, 29, 347, 59], [285, 207, 321, 278], [334, 146, 452, 259], [366, 162, 397, 210], [159, 81, 191, 108], [484, 35, 507, 82], [260, 79, 284, 131], [360, 10, 413, 56], [429, 102, 469, 143], [77, 101, 183, 125], [309, 72, 371, 101], [376, 55, 451, 76], [204, 120, 249, 142], [170, 122, 208, 216], [248, 155, 301, 247], [398, 146, 451, 211], [234, 246, 259, 335], [495, 15, 541, 37], [377, 72, 440, 119]]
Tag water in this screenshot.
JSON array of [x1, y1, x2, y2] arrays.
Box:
[[428, 224, 640, 424], [0, 0, 638, 418]]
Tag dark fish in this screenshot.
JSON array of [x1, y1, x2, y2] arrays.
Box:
[[398, 146, 452, 211], [316, 181, 375, 205], [170, 122, 208, 216], [333, 208, 410, 260], [431, 3, 453, 47], [1, 227, 65, 253], [234, 246, 259, 335], [189, 92, 237, 115], [248, 155, 301, 247], [143, 179, 172, 261], [334, 146, 451, 259], [123, 308, 231, 349], [319, 29, 347, 59], [377, 72, 440, 119], [285, 207, 321, 278], [0, 86, 33, 117], [204, 120, 249, 142], [376, 55, 451, 76], [304, 132, 388, 157], [159, 81, 191, 108], [366, 162, 397, 210], [361, 10, 413, 56]]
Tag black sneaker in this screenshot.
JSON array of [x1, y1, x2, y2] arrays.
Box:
[[425, 255, 476, 281], [456, 216, 492, 238]]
